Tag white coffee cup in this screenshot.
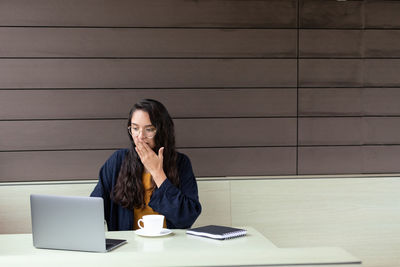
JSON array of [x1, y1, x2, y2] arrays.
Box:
[[138, 215, 164, 234]]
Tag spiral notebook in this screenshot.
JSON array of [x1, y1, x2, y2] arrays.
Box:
[[186, 225, 247, 240]]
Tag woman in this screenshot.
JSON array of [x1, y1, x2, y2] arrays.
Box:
[[91, 99, 201, 231]]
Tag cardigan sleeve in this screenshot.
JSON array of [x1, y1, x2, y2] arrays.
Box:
[[90, 149, 128, 230], [148, 153, 202, 229]]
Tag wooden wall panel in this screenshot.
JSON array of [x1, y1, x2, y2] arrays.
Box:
[[299, 60, 363, 87], [176, 118, 297, 147], [299, 118, 363, 145], [0, 150, 112, 182], [364, 60, 400, 87], [300, 30, 362, 58], [0, 148, 297, 182], [0, 89, 297, 120], [0, 59, 297, 88], [365, 1, 400, 28], [363, 146, 400, 173], [364, 30, 400, 57], [300, 0, 363, 28], [0, 118, 296, 151], [299, 117, 400, 145], [0, 28, 297, 58], [299, 88, 400, 116], [299, 146, 400, 175], [0, 0, 297, 28], [301, 30, 400, 58], [301, 60, 400, 87], [298, 147, 363, 175], [182, 147, 297, 177]]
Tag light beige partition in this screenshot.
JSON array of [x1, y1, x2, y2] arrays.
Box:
[[230, 177, 400, 267], [2, 176, 399, 267]]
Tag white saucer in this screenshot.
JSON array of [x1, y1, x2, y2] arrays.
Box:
[[135, 228, 172, 237]]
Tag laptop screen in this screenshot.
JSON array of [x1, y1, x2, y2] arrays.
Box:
[[30, 194, 125, 252]]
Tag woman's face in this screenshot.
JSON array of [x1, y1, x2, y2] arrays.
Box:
[[130, 110, 156, 149]]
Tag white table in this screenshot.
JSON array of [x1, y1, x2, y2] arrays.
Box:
[[0, 227, 361, 267]]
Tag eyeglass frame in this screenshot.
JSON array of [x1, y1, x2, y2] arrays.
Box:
[[128, 125, 157, 139]]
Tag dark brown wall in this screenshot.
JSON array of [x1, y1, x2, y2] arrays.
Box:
[[0, 0, 399, 182]]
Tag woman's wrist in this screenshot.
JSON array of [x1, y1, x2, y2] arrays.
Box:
[[152, 170, 167, 187]]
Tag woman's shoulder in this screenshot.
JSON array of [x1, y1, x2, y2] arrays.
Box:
[[176, 152, 192, 168], [104, 148, 129, 166]]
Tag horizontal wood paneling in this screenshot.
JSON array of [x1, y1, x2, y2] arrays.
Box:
[[0, 28, 297, 58], [364, 30, 400, 57], [0, 150, 112, 182], [0, 118, 296, 151], [299, 118, 362, 145], [0, 89, 297, 119], [365, 1, 400, 28], [300, 60, 400, 87], [300, 0, 363, 29], [299, 88, 400, 116], [299, 60, 363, 87], [0, 0, 297, 28], [300, 30, 362, 58], [0, 59, 297, 88], [299, 146, 400, 174], [301, 30, 400, 58], [176, 118, 297, 147], [183, 147, 296, 177], [364, 60, 400, 87], [299, 117, 400, 145], [0, 147, 296, 182]]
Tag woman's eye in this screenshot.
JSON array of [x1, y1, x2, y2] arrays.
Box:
[[146, 128, 155, 133], [132, 127, 139, 131]]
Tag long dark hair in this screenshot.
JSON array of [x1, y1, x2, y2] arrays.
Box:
[[112, 99, 179, 209]]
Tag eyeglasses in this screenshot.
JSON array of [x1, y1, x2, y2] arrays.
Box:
[[128, 126, 157, 139]]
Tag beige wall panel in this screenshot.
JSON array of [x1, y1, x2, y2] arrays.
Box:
[[0, 0, 297, 28], [299, 60, 363, 87], [299, 88, 400, 116], [299, 117, 400, 145], [364, 30, 400, 57], [365, 1, 400, 28], [364, 60, 400, 87], [0, 181, 95, 234], [181, 147, 296, 177], [298, 146, 363, 175], [0, 59, 297, 88], [300, 0, 363, 28], [0, 88, 297, 120], [0, 28, 297, 58], [192, 180, 231, 228], [300, 30, 362, 58], [0, 180, 228, 233], [230, 178, 400, 267], [0, 150, 113, 182], [0, 118, 296, 150]]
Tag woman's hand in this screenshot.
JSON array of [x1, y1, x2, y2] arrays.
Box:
[[135, 139, 167, 187]]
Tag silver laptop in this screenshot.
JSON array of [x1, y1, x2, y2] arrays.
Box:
[[30, 194, 126, 252]]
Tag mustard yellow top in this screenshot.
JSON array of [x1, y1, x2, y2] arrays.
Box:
[[133, 172, 167, 230]]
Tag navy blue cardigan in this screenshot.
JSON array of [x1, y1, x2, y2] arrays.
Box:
[[90, 149, 202, 231]]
